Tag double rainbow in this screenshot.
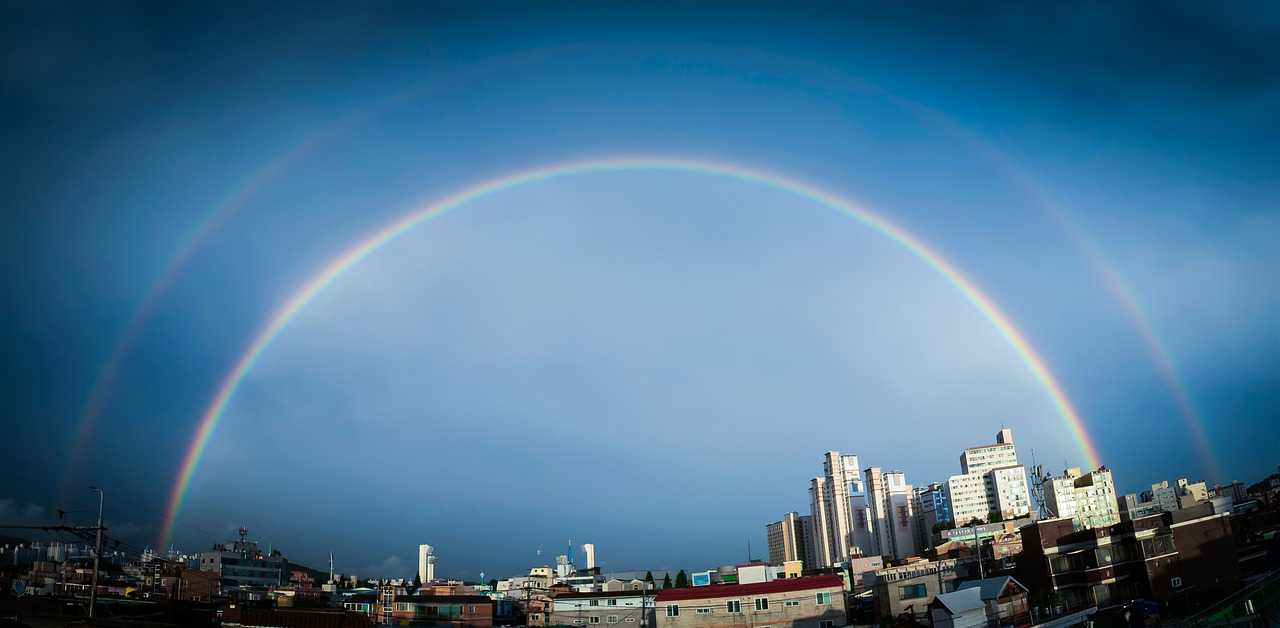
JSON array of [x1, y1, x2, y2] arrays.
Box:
[[160, 157, 1102, 549]]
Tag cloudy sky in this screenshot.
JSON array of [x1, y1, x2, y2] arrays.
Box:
[[2, 2, 1276, 581]]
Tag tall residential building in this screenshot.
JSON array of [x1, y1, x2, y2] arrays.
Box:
[[418, 544, 436, 583], [1042, 466, 1120, 530], [945, 428, 1031, 525], [808, 452, 872, 568], [864, 467, 919, 561], [765, 512, 814, 568], [581, 543, 595, 571], [913, 482, 951, 551]]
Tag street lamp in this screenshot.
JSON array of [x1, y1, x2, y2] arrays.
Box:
[[89, 486, 104, 619]]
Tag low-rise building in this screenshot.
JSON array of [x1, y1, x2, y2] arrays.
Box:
[[654, 574, 847, 628], [870, 558, 975, 622], [550, 590, 650, 627], [389, 593, 494, 628]]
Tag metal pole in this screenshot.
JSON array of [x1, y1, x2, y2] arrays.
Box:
[[90, 486, 104, 620]]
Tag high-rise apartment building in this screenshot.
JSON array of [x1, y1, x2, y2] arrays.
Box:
[[913, 482, 951, 551], [1042, 466, 1120, 530], [808, 452, 873, 568], [864, 467, 919, 561], [418, 544, 436, 583], [765, 512, 814, 568], [945, 428, 1031, 525]]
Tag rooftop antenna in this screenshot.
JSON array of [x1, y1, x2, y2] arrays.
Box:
[[329, 552, 334, 585], [239, 526, 248, 542]]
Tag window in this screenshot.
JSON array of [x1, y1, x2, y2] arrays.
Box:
[[590, 600, 600, 606], [608, 599, 618, 606], [665, 605, 679, 617], [626, 620, 635, 623], [396, 603, 411, 612], [469, 606, 476, 614], [609, 616, 619, 623], [1171, 577, 1183, 588], [785, 600, 800, 607], [899, 583, 927, 600], [530, 615, 541, 621], [696, 608, 712, 614], [816, 592, 831, 605], [755, 598, 770, 611], [590, 617, 600, 624], [727, 601, 741, 613], [820, 621, 836, 628]]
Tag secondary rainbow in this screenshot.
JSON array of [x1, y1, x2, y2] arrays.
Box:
[[161, 156, 1102, 549]]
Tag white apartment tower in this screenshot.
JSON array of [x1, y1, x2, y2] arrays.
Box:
[[1043, 466, 1121, 530], [864, 467, 919, 561], [946, 428, 1031, 525], [418, 544, 436, 583], [808, 452, 873, 568], [581, 543, 595, 571]]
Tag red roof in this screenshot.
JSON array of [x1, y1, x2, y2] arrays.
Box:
[[654, 575, 843, 602]]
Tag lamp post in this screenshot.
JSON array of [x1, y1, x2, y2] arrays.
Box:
[[89, 486, 104, 619]]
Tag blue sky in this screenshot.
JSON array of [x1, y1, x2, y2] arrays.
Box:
[[2, 2, 1277, 581]]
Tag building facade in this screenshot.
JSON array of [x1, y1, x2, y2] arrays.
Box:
[[809, 452, 872, 568], [547, 590, 650, 627], [865, 467, 918, 561], [654, 575, 847, 628], [946, 429, 1030, 527], [1042, 467, 1120, 530], [1017, 504, 1239, 610], [767, 512, 815, 569]]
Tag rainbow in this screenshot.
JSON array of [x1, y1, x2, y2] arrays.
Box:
[[160, 156, 1102, 549], [58, 87, 427, 504]]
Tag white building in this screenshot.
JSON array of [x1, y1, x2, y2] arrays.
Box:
[[1042, 466, 1120, 530], [808, 452, 873, 568], [865, 467, 919, 561], [418, 544, 436, 583], [945, 429, 1031, 526]]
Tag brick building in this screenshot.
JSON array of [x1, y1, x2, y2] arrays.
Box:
[[1017, 503, 1239, 609]]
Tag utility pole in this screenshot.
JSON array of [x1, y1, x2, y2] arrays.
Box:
[[89, 486, 104, 619]]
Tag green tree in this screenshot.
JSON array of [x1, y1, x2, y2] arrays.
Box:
[[662, 573, 672, 589], [965, 518, 984, 527], [413, 573, 422, 588], [644, 571, 655, 588], [488, 579, 498, 589], [675, 570, 688, 588]]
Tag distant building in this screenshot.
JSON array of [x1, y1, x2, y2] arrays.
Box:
[[809, 452, 872, 568], [946, 429, 1031, 527], [767, 512, 814, 569], [196, 530, 288, 593], [1042, 466, 1120, 530], [654, 574, 847, 628], [419, 544, 436, 583], [913, 482, 951, 550], [865, 467, 919, 561]]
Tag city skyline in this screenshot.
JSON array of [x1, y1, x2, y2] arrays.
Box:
[[2, 2, 1276, 580]]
